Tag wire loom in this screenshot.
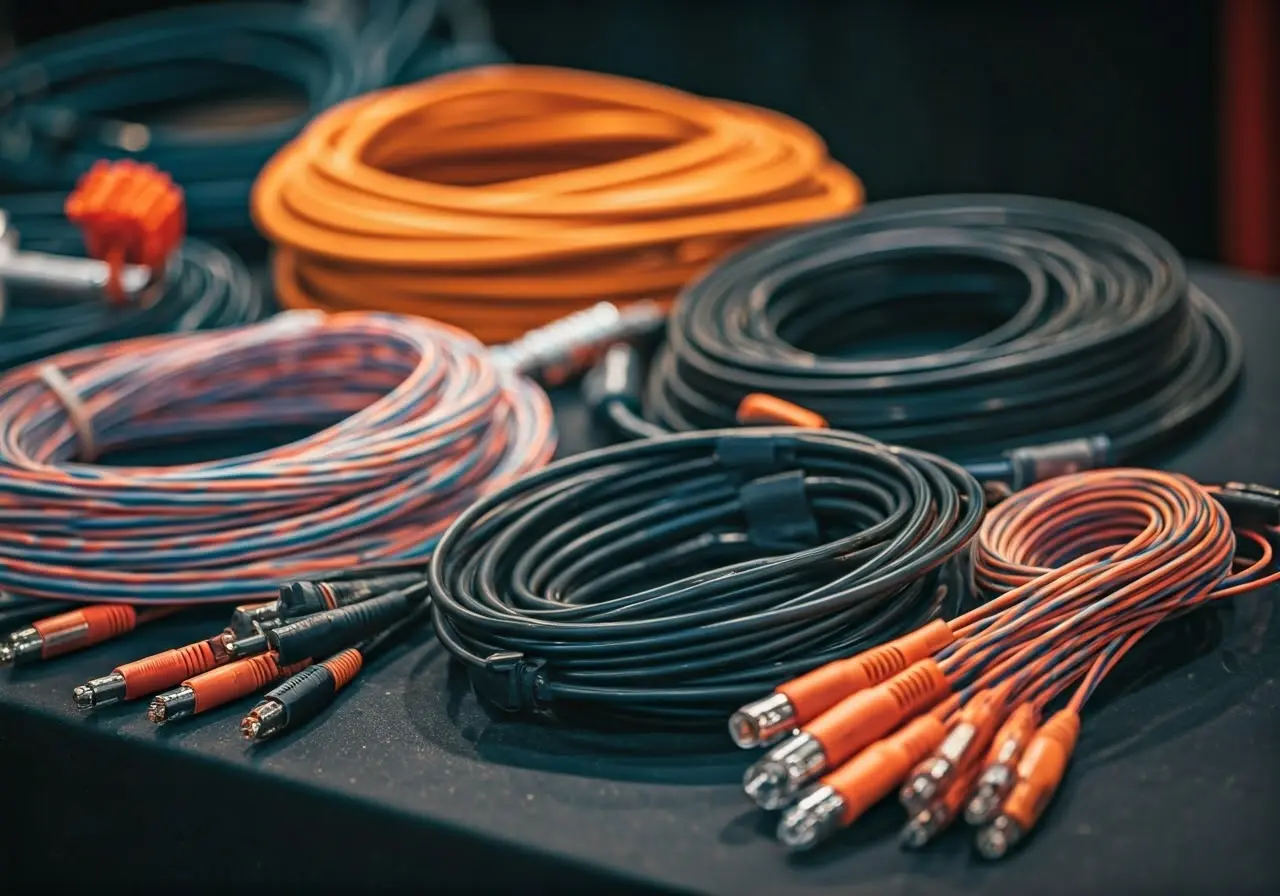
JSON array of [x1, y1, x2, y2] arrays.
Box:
[[617, 195, 1242, 483], [427, 427, 983, 724], [0, 310, 555, 605]]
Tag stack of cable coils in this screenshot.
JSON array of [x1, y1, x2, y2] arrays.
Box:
[[252, 65, 863, 343], [0, 311, 555, 605], [0, 1, 505, 241], [428, 427, 982, 725], [628, 196, 1241, 478]]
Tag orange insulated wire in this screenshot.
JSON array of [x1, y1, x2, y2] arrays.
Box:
[[251, 65, 863, 343]]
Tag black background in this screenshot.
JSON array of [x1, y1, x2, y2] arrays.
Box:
[[2, 0, 1220, 259]]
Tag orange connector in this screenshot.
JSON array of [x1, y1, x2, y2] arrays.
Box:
[[900, 687, 1004, 812], [73, 633, 233, 708], [729, 619, 956, 749], [736, 393, 829, 429], [64, 160, 185, 302], [321, 647, 363, 689], [776, 713, 947, 850], [964, 702, 1041, 824], [975, 708, 1080, 859], [743, 659, 953, 809], [147, 652, 310, 723]]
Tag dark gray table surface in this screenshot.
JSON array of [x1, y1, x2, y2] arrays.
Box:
[[2, 265, 1278, 894]]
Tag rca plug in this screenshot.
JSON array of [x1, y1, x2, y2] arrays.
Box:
[[72, 632, 232, 709], [900, 688, 1003, 813], [975, 709, 1080, 860], [147, 652, 311, 724], [964, 702, 1041, 825], [277, 572, 422, 620], [267, 588, 419, 665], [2, 604, 139, 666], [743, 659, 952, 809], [900, 759, 985, 850], [228, 602, 281, 637], [242, 648, 363, 742], [776, 713, 948, 851], [729, 620, 956, 749]]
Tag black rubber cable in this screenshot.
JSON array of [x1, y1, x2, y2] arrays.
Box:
[[427, 427, 983, 726], [593, 195, 1243, 485]]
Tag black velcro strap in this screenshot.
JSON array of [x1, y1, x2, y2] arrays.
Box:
[[715, 435, 796, 480], [739, 470, 821, 552]]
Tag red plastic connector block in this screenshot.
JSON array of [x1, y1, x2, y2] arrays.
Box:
[[64, 160, 185, 302]]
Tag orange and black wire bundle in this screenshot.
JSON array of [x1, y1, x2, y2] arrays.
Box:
[[730, 469, 1280, 858], [251, 64, 863, 344]]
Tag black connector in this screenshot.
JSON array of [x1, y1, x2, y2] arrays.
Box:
[[266, 588, 421, 665], [242, 661, 342, 741], [1004, 436, 1112, 490], [583, 343, 645, 424], [228, 602, 281, 638], [1215, 482, 1280, 528], [468, 651, 551, 714], [277, 572, 423, 620]]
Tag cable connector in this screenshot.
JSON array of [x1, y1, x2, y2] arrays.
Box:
[[64, 159, 184, 302], [73, 632, 231, 708], [267, 588, 419, 665], [900, 757, 984, 850], [900, 688, 1002, 813], [242, 648, 363, 741], [492, 300, 665, 385], [582, 343, 645, 423], [147, 652, 311, 723], [1215, 482, 1280, 528], [743, 659, 952, 809], [228, 602, 281, 638], [2, 603, 139, 667], [467, 650, 549, 713], [965, 702, 1041, 824], [1004, 436, 1112, 490], [776, 713, 947, 851], [729, 620, 957, 749], [277, 572, 421, 620], [976, 708, 1080, 859]]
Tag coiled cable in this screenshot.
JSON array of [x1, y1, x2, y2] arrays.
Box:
[[608, 195, 1242, 484], [0, 1, 505, 240], [427, 427, 982, 725], [252, 64, 863, 343], [0, 310, 555, 605]]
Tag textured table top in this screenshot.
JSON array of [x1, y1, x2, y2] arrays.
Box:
[[2, 265, 1278, 895]]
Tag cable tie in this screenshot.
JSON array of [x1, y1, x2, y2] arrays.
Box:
[[470, 650, 549, 714], [739, 470, 821, 551], [714, 435, 798, 479], [36, 362, 96, 461]]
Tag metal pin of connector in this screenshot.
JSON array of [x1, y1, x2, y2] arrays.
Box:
[[0, 211, 152, 295], [148, 686, 196, 723], [73, 671, 127, 708], [743, 731, 827, 810], [776, 785, 847, 851], [728, 692, 797, 749], [2, 626, 46, 666], [241, 699, 286, 741]]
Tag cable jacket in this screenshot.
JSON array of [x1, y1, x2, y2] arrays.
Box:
[[630, 195, 1241, 470], [0, 310, 555, 605], [252, 64, 863, 343]]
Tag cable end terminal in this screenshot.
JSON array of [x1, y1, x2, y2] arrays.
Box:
[[744, 732, 826, 809], [148, 686, 195, 724], [241, 699, 286, 741], [975, 815, 1021, 860], [776, 785, 846, 851], [729, 692, 797, 749], [73, 671, 126, 709]]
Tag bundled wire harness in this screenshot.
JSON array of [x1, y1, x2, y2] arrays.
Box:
[[251, 64, 863, 343], [730, 469, 1279, 858], [0, 310, 556, 610], [427, 427, 983, 725], [0, 0, 504, 240], [592, 195, 1242, 487]]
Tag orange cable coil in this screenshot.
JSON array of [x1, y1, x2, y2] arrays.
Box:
[[252, 65, 863, 343]]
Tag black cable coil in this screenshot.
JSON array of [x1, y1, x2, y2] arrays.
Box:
[[593, 195, 1242, 485], [428, 427, 983, 725]]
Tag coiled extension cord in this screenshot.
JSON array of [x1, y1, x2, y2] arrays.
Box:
[[595, 195, 1242, 487], [0, 0, 505, 240], [428, 427, 983, 725]]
